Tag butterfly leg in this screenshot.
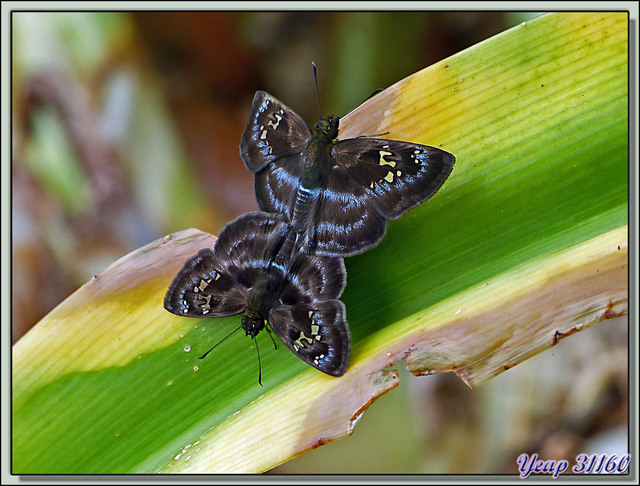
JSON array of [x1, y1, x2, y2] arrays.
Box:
[[265, 324, 278, 350]]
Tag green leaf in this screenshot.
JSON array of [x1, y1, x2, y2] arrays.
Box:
[[12, 12, 627, 473]]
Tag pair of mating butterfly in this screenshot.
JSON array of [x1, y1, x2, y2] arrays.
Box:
[[164, 82, 455, 382]]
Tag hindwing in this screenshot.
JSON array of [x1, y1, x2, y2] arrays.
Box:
[[268, 300, 350, 376]]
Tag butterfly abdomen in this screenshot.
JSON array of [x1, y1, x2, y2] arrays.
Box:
[[291, 183, 317, 223]]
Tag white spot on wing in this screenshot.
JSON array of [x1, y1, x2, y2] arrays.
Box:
[[378, 150, 396, 167], [267, 113, 283, 130]]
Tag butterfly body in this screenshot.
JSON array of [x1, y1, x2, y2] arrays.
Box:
[[240, 91, 456, 257], [302, 116, 339, 176], [240, 264, 288, 337], [164, 212, 350, 376]]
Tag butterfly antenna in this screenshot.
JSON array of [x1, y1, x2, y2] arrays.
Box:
[[254, 337, 263, 387], [198, 324, 242, 360], [312, 61, 322, 119]]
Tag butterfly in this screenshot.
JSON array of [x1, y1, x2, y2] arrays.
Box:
[[164, 211, 350, 378], [240, 90, 456, 257]]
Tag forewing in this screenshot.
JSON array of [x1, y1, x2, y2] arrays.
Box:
[[164, 249, 248, 318], [240, 91, 311, 172], [306, 172, 387, 257], [269, 300, 350, 376], [331, 138, 455, 219]]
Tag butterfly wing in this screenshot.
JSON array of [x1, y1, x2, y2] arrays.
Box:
[[253, 152, 303, 218], [279, 251, 347, 305], [268, 300, 350, 376], [214, 211, 289, 267], [240, 91, 312, 173], [303, 174, 388, 257], [164, 249, 248, 318], [331, 138, 455, 219]]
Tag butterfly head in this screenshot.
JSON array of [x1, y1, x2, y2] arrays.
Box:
[[313, 115, 340, 141], [241, 313, 266, 339]]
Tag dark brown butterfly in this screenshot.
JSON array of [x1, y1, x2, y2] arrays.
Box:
[[164, 212, 350, 378], [240, 91, 455, 257]]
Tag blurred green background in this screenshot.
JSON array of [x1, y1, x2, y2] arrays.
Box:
[[11, 11, 628, 474]]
